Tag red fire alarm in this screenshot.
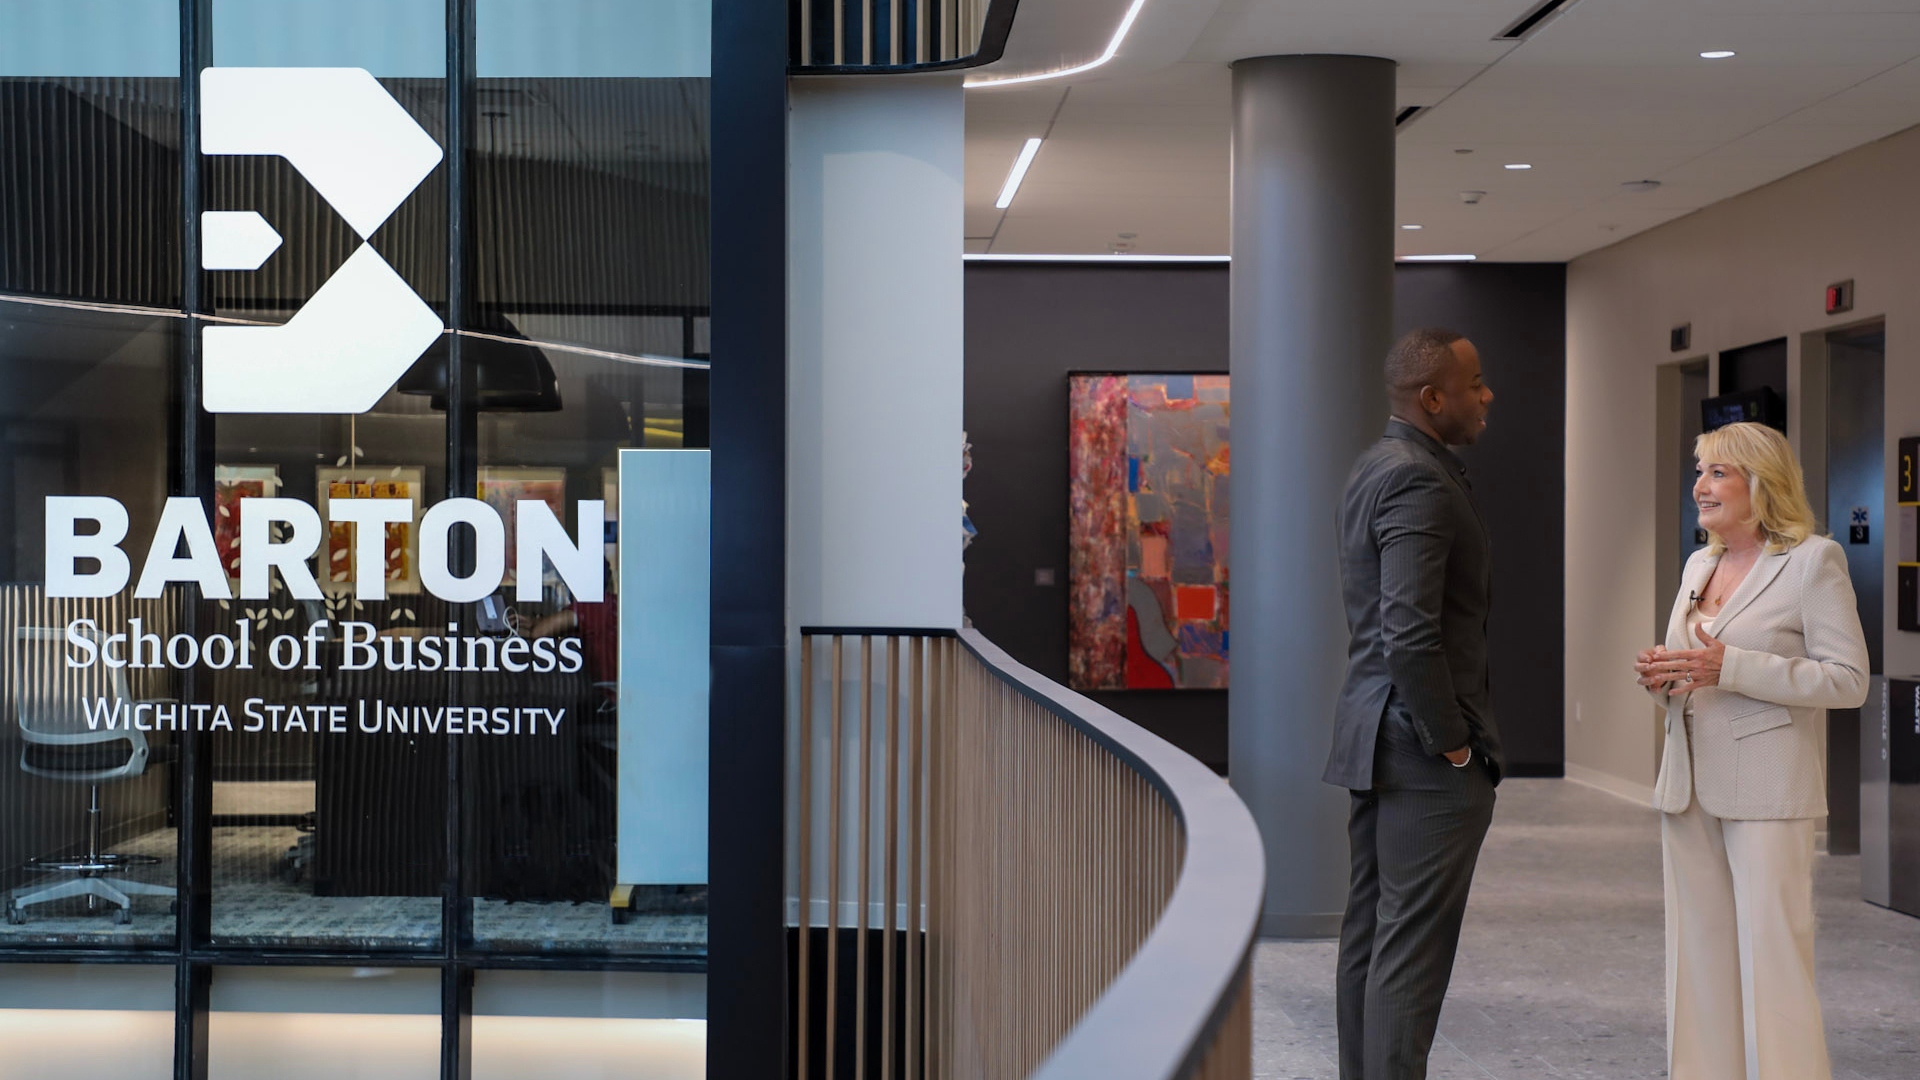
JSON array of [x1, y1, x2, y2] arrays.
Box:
[[1826, 279, 1854, 315]]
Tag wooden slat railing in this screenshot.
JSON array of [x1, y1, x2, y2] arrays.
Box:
[[791, 0, 1019, 73], [790, 627, 1263, 1080]]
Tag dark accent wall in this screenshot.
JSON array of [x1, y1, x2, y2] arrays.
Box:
[[1404, 263, 1567, 776], [963, 262, 1567, 775]]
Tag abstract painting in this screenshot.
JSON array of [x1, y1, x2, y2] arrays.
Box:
[[1068, 374, 1229, 690], [477, 467, 568, 589]]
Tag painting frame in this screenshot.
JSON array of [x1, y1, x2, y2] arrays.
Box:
[[213, 464, 283, 591], [315, 465, 428, 596]]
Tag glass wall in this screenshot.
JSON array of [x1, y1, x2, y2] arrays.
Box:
[[202, 0, 453, 951], [467, 0, 710, 956], [0, 0, 718, 1067], [1, 2, 182, 946]]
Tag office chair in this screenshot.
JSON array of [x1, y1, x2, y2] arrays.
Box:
[[5, 627, 177, 925]]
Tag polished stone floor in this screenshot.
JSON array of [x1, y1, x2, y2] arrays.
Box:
[[1253, 779, 1920, 1079]]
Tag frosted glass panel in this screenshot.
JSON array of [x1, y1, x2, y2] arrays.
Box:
[[0, 963, 174, 1080], [213, 0, 444, 76], [209, 967, 440, 1080], [479, 0, 710, 77], [0, 1, 177, 76]]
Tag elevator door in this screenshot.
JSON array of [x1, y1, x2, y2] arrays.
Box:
[[1827, 325, 1885, 856]]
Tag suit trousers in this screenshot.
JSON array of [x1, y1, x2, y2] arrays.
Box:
[[1663, 794, 1829, 1080], [1336, 712, 1496, 1080]]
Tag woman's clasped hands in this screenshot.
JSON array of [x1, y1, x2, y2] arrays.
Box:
[[1635, 628, 1727, 695]]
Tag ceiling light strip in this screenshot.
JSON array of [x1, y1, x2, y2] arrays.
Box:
[[965, 254, 1229, 263], [965, 0, 1150, 88], [1494, 0, 1578, 42], [966, 254, 1484, 264], [995, 138, 1044, 209]]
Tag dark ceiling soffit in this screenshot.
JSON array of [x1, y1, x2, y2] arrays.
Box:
[[791, 0, 1021, 75]]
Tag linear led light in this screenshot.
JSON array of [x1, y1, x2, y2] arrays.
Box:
[[1504, 163, 1533, 170], [995, 138, 1044, 209], [1700, 50, 1736, 59], [1397, 254, 1477, 262], [965, 0, 1150, 88], [964, 254, 1229, 263]]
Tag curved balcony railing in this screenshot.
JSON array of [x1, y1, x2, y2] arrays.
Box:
[[790, 627, 1263, 1079], [792, 0, 1020, 73]]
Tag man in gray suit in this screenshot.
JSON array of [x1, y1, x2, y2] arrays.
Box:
[[1327, 327, 1504, 1080]]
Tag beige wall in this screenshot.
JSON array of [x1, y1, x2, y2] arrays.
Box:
[[1565, 122, 1920, 796]]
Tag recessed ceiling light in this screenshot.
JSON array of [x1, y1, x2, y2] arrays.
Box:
[[1504, 163, 1532, 170], [1700, 50, 1736, 59], [1398, 254, 1477, 263], [995, 138, 1043, 209], [1400, 224, 1424, 230]]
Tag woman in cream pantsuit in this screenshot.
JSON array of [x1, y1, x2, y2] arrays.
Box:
[[1633, 421, 1869, 1080]]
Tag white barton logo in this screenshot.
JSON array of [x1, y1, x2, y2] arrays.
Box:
[[200, 68, 444, 414]]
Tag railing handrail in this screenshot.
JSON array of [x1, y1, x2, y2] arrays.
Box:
[[956, 628, 1265, 1080]]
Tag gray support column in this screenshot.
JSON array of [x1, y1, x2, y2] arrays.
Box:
[[1228, 55, 1396, 938]]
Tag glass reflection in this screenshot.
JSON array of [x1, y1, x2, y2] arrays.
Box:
[[466, 0, 712, 957], [198, 0, 449, 950], [208, 392, 448, 950], [0, 301, 180, 946], [470, 344, 707, 955], [1, 2, 181, 309]]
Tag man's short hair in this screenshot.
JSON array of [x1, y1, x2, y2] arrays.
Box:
[[1384, 327, 1465, 399]]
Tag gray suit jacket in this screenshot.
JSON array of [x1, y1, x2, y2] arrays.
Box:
[[1324, 419, 1504, 790]]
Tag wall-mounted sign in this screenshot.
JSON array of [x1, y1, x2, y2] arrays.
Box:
[[1826, 279, 1854, 316], [1852, 506, 1872, 545], [1900, 436, 1919, 504], [1901, 437, 1920, 632]]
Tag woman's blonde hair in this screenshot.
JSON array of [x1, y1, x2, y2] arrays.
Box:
[[1693, 421, 1820, 554]]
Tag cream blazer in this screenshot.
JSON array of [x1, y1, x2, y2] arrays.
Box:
[[1651, 536, 1869, 820]]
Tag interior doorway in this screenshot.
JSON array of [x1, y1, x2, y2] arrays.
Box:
[[1824, 321, 1886, 856]]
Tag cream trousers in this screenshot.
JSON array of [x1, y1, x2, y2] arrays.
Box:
[[1662, 797, 1829, 1080]]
